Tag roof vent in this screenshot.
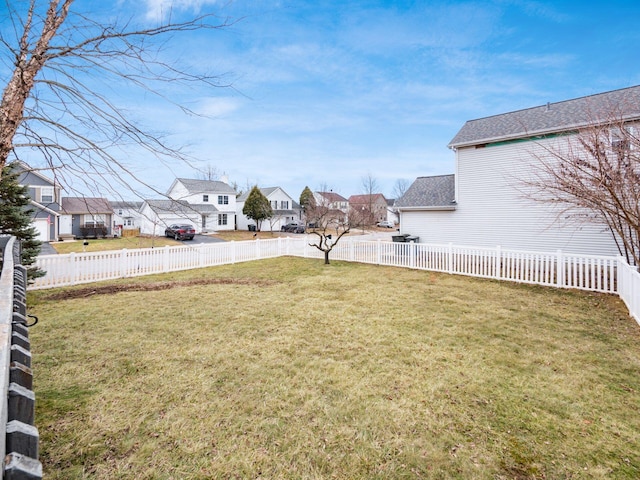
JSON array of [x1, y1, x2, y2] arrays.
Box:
[[546, 102, 551, 111]]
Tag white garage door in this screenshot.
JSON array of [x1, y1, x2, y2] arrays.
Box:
[[33, 219, 49, 242]]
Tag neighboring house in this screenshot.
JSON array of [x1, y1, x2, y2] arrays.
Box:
[[14, 162, 61, 242], [111, 201, 144, 235], [60, 197, 114, 239], [313, 191, 349, 213], [138, 199, 201, 236], [166, 178, 237, 232], [236, 187, 301, 231], [386, 198, 399, 225], [348, 193, 388, 226], [396, 85, 640, 257]]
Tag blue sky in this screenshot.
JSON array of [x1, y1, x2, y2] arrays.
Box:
[[7, 0, 640, 200]]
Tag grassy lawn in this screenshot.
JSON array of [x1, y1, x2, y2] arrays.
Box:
[[50, 236, 182, 253], [49, 231, 294, 253], [28, 258, 640, 479]]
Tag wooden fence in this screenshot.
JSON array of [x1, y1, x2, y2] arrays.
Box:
[[31, 238, 639, 325]]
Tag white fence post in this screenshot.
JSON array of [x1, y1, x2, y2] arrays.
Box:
[[120, 249, 128, 278], [377, 239, 382, 265], [556, 249, 564, 288], [69, 252, 77, 286], [410, 241, 416, 268], [495, 245, 501, 280], [447, 243, 453, 274], [163, 246, 170, 273], [255, 238, 261, 260]]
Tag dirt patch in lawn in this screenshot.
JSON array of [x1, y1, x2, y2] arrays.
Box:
[[43, 277, 277, 300]]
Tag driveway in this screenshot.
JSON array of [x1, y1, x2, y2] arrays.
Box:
[[186, 234, 226, 245], [39, 242, 58, 255]]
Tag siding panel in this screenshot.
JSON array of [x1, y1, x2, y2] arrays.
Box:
[[401, 137, 621, 257]]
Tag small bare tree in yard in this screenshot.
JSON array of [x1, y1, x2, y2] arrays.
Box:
[[306, 199, 354, 265], [528, 112, 640, 266], [305, 191, 362, 265], [0, 0, 233, 194]]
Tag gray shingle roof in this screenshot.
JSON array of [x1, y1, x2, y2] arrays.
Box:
[[176, 178, 237, 195], [61, 197, 113, 214], [395, 175, 455, 209], [316, 191, 348, 203], [110, 201, 143, 210], [237, 187, 278, 202], [448, 85, 640, 148], [145, 199, 200, 215]]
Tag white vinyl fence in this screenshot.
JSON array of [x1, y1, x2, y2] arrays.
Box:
[[31, 237, 640, 325]]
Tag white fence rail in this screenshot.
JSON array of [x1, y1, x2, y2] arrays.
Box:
[[31, 238, 639, 325]]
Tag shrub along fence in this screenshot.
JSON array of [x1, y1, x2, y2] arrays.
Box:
[[31, 237, 640, 325]]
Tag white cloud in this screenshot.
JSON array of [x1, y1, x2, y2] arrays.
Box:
[[196, 97, 243, 117], [144, 0, 222, 22]]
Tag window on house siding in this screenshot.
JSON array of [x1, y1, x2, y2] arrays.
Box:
[[203, 195, 209, 202], [218, 195, 228, 205], [280, 200, 288, 209], [611, 127, 633, 161], [85, 214, 106, 225], [40, 187, 54, 203], [218, 213, 228, 225]]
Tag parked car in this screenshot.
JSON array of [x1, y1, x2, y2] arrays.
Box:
[[377, 220, 395, 228], [281, 222, 305, 233], [165, 224, 196, 240]]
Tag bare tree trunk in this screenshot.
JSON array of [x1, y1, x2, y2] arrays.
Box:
[[0, 0, 72, 169]]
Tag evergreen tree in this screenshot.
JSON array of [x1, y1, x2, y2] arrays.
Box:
[[299, 186, 316, 213], [242, 186, 272, 231], [0, 163, 45, 280]]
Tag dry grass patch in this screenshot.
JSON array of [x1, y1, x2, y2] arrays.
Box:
[[28, 258, 640, 479]]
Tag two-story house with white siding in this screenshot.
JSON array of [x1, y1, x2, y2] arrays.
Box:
[[236, 187, 301, 231], [166, 178, 238, 232], [110, 201, 144, 236], [396, 85, 640, 257], [14, 162, 62, 242], [313, 191, 349, 213]]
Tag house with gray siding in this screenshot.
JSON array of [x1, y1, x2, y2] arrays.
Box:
[[14, 162, 61, 242], [397, 85, 640, 257], [60, 197, 114, 239]]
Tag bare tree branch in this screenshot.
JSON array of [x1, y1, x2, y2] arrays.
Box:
[[0, 0, 237, 198], [525, 110, 640, 266]]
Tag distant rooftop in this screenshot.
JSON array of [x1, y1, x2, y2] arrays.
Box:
[[175, 178, 236, 195]]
